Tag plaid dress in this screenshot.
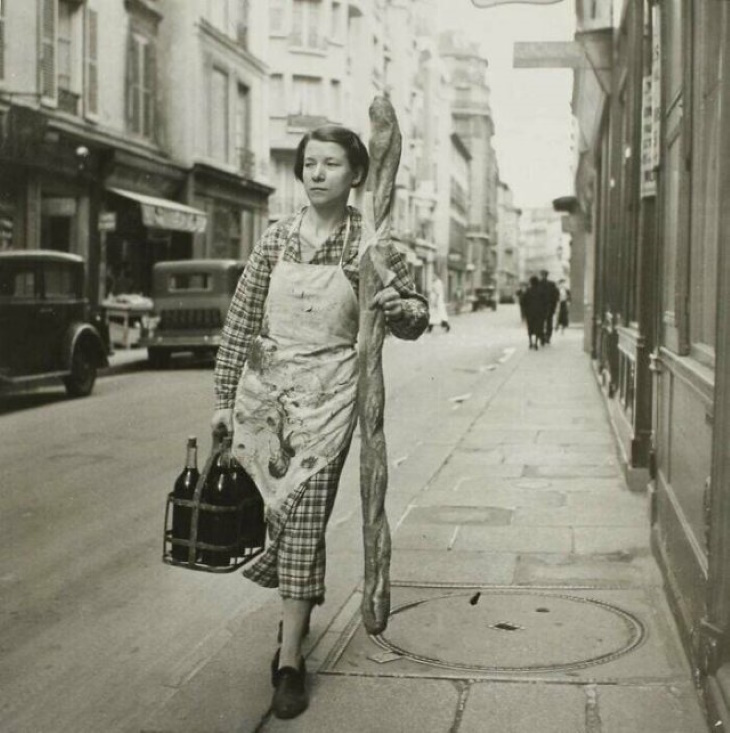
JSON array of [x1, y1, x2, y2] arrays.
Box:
[[214, 206, 428, 601]]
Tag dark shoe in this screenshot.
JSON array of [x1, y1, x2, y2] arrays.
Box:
[[272, 659, 308, 720]]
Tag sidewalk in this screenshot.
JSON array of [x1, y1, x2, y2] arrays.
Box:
[[145, 329, 710, 733]]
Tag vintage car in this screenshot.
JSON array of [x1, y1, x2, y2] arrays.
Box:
[[140, 259, 244, 368], [472, 285, 498, 312], [0, 250, 109, 397]]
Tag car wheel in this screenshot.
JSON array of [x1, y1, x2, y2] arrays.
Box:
[[148, 348, 171, 369], [64, 346, 98, 397]]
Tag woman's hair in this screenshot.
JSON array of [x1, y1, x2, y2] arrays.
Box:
[[293, 125, 369, 187], [529, 275, 539, 286]]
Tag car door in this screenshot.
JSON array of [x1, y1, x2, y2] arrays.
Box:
[[39, 261, 80, 373], [0, 259, 43, 376]]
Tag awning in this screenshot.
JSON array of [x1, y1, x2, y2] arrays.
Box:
[[108, 187, 208, 234]]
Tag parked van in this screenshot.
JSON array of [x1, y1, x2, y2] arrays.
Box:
[[140, 259, 244, 368]]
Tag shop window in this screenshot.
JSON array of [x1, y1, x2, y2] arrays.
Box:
[[126, 31, 157, 139], [291, 0, 323, 50], [210, 67, 230, 162]]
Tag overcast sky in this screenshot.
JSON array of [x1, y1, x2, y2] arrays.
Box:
[[435, 1, 576, 209]]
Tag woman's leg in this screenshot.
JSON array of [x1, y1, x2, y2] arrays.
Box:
[[279, 598, 313, 669]]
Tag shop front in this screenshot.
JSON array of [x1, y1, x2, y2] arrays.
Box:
[[190, 162, 272, 263]]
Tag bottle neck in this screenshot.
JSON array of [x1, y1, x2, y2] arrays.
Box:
[[184, 445, 198, 470]]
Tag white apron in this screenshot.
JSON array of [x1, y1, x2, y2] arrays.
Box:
[[232, 213, 359, 514]]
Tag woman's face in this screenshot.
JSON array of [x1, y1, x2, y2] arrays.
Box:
[[302, 140, 362, 208]]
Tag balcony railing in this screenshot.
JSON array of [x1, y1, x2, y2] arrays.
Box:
[[58, 88, 80, 116], [237, 147, 255, 178]]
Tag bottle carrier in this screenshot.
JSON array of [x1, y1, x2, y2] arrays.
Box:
[[163, 430, 265, 573]]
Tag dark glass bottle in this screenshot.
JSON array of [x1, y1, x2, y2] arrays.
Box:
[[231, 460, 265, 550], [200, 435, 237, 567], [171, 436, 199, 561]]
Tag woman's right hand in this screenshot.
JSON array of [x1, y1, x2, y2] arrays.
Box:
[[211, 408, 234, 435]]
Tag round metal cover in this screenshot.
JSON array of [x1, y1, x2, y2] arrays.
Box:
[[373, 589, 646, 673]]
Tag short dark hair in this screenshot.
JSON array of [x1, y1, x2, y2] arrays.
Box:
[[294, 125, 369, 187]]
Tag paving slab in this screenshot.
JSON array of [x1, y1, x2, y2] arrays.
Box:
[[513, 503, 648, 527], [574, 527, 652, 554], [597, 684, 710, 733], [456, 526, 574, 554], [263, 677, 460, 733], [458, 682, 586, 733], [513, 552, 663, 587], [414, 485, 566, 509], [390, 549, 518, 585]]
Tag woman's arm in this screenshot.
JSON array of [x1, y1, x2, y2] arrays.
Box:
[[213, 228, 279, 409], [382, 244, 429, 340]]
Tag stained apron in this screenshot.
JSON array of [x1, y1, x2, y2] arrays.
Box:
[[232, 212, 359, 516]]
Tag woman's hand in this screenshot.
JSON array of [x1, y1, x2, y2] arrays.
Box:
[[211, 408, 234, 435], [370, 286, 404, 321]]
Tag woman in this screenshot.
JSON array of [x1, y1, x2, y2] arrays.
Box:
[[556, 278, 571, 332], [521, 275, 544, 350], [427, 274, 450, 333], [211, 125, 428, 719]]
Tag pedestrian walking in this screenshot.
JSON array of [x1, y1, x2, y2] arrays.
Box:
[[427, 274, 451, 332], [556, 278, 571, 333], [211, 124, 428, 720], [537, 269, 559, 345], [521, 275, 544, 349]]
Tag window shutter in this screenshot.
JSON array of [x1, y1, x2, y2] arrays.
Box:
[[236, 0, 249, 48], [125, 32, 136, 130], [143, 41, 156, 138], [85, 8, 99, 116], [40, 0, 57, 100], [0, 0, 6, 80]]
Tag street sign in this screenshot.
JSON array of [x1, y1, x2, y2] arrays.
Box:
[[98, 212, 117, 232]]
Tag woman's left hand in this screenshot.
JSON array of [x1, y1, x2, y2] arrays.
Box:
[[370, 286, 404, 321]]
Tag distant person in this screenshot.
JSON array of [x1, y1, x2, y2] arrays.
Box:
[[521, 276, 544, 350], [556, 279, 571, 333], [537, 270, 559, 345], [427, 274, 450, 333], [516, 282, 527, 322]]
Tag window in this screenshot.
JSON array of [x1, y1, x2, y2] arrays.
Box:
[[330, 79, 341, 121], [236, 0, 249, 47], [39, 0, 57, 100], [44, 264, 76, 299], [269, 0, 285, 34], [126, 32, 157, 138], [210, 67, 229, 161], [57, 1, 73, 91], [292, 75, 321, 116], [169, 273, 211, 292], [85, 8, 99, 116], [0, 267, 36, 300], [235, 83, 252, 173], [291, 0, 323, 50], [270, 73, 285, 116], [331, 2, 342, 42], [205, 0, 228, 32]]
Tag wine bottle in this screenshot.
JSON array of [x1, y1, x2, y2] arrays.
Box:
[[232, 460, 265, 550], [171, 436, 199, 561], [200, 434, 237, 567]]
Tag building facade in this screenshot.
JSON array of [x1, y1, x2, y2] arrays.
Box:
[[496, 180, 521, 302], [0, 0, 272, 301], [571, 0, 730, 725]]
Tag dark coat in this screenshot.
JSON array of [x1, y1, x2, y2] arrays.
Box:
[[521, 286, 544, 335]]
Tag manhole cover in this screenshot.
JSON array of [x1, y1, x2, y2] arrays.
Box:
[[372, 589, 646, 673]]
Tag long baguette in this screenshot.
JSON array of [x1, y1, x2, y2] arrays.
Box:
[[358, 95, 402, 636]]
